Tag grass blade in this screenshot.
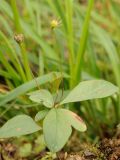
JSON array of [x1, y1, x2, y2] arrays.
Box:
[[0, 72, 62, 107], [74, 0, 94, 86]]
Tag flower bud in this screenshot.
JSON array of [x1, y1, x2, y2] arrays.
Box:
[[50, 20, 59, 29], [14, 34, 24, 44]]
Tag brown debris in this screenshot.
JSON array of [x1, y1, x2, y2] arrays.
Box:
[[84, 150, 97, 159], [66, 154, 84, 160], [100, 138, 120, 160]]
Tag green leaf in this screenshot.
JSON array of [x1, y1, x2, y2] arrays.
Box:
[[43, 108, 72, 152], [0, 115, 41, 138], [35, 109, 49, 122], [60, 109, 86, 132], [28, 90, 54, 108], [0, 72, 62, 107], [61, 80, 119, 105]]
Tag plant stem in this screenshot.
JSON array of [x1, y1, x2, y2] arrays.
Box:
[[10, 0, 32, 81], [20, 43, 32, 81], [10, 0, 22, 33]]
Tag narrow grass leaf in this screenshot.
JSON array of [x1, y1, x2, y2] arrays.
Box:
[[74, 0, 94, 85], [0, 72, 62, 107]]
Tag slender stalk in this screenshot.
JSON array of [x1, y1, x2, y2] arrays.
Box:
[[10, 0, 32, 81], [20, 43, 32, 81], [10, 0, 22, 33]]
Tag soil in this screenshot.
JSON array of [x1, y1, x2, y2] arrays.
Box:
[[0, 135, 120, 160], [0, 138, 120, 160]]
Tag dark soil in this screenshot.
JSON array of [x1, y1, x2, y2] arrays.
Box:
[[0, 136, 120, 160], [56, 137, 120, 160], [0, 138, 120, 160], [100, 138, 120, 160]]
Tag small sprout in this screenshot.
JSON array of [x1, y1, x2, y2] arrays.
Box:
[[14, 34, 24, 44], [50, 19, 60, 29]]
